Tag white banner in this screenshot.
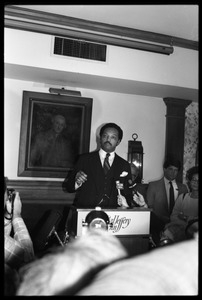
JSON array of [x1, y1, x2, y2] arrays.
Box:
[[76, 208, 151, 236]]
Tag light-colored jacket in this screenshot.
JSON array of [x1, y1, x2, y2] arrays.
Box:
[[147, 177, 188, 224]]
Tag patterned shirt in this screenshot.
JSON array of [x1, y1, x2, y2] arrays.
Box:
[[4, 217, 35, 269]]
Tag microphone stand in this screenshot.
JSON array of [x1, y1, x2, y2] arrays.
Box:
[[48, 226, 64, 247]]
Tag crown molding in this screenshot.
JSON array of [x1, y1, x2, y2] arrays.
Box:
[[4, 5, 198, 52]]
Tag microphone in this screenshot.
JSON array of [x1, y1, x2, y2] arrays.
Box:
[[97, 198, 104, 206], [116, 180, 121, 196], [128, 179, 138, 196], [128, 179, 133, 185], [97, 196, 109, 207]]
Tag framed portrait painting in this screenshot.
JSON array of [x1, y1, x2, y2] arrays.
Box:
[[18, 91, 93, 178]]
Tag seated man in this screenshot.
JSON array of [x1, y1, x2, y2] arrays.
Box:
[[17, 228, 198, 296], [17, 228, 128, 295]]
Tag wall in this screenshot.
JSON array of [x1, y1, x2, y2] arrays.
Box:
[[4, 27, 198, 184], [4, 78, 166, 183], [4, 25, 198, 239], [5, 28, 198, 94]]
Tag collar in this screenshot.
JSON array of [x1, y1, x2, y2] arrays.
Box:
[[99, 148, 115, 159], [164, 177, 178, 191]]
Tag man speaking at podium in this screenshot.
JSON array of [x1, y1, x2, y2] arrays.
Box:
[[63, 123, 133, 209]]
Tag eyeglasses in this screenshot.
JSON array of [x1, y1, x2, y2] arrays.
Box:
[[191, 179, 198, 183]]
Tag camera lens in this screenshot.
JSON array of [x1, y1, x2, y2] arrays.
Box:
[[7, 188, 15, 203]]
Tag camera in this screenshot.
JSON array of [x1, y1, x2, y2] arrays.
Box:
[[7, 188, 16, 204], [83, 207, 110, 232]]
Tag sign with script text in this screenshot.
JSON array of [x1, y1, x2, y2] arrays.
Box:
[[76, 208, 151, 236]]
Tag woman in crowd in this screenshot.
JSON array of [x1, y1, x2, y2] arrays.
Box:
[[160, 166, 198, 243]]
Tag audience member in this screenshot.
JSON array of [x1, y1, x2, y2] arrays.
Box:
[[129, 163, 148, 208], [62, 123, 133, 209], [4, 263, 20, 296], [129, 162, 142, 183], [17, 229, 128, 295], [17, 228, 198, 296], [4, 177, 35, 270], [30, 114, 74, 168], [146, 157, 188, 244], [160, 166, 198, 243], [116, 163, 148, 208]]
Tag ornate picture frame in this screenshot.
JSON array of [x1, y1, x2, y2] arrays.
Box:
[[18, 91, 93, 178]]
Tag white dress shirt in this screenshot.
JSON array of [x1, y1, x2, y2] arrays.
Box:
[[99, 149, 115, 167]]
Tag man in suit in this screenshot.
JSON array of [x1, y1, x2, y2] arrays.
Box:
[[62, 123, 133, 209], [146, 157, 188, 244]]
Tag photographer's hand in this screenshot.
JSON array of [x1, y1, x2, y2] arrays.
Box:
[[13, 192, 22, 218], [5, 199, 12, 215], [117, 195, 129, 208], [133, 191, 148, 208]]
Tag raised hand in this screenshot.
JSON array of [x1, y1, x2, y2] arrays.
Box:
[[133, 191, 147, 207]]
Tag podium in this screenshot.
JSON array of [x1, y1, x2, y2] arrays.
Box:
[[67, 207, 152, 256]]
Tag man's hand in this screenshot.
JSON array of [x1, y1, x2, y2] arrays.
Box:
[[75, 171, 87, 187], [178, 212, 188, 221], [133, 191, 147, 207]]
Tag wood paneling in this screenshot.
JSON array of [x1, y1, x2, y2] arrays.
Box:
[[6, 180, 75, 240], [7, 179, 75, 204], [163, 98, 192, 182]]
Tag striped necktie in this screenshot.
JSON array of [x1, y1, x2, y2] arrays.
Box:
[[169, 181, 175, 214], [103, 153, 110, 174]]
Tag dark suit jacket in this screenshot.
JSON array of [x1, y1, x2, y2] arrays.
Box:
[[147, 177, 188, 224], [63, 151, 133, 208]]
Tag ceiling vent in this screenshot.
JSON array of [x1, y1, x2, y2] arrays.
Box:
[[53, 37, 107, 62]]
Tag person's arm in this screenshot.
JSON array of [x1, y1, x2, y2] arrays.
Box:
[[120, 162, 133, 207], [132, 191, 148, 208], [117, 194, 129, 208], [146, 183, 154, 208], [12, 217, 35, 262], [4, 193, 34, 269], [63, 154, 88, 193], [170, 194, 185, 222], [5, 218, 35, 269]]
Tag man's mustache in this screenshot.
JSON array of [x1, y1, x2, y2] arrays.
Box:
[[104, 141, 112, 146]]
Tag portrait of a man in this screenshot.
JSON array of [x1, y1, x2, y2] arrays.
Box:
[[18, 91, 92, 178], [30, 114, 74, 168]]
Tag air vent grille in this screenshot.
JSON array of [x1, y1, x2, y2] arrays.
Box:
[[54, 37, 107, 62]]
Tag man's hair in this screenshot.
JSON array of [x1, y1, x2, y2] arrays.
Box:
[[163, 157, 181, 170], [99, 123, 123, 141], [17, 229, 127, 295]]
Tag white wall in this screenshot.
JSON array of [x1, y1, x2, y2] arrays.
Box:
[[4, 78, 166, 183], [5, 27, 197, 183], [5, 28, 198, 90]]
